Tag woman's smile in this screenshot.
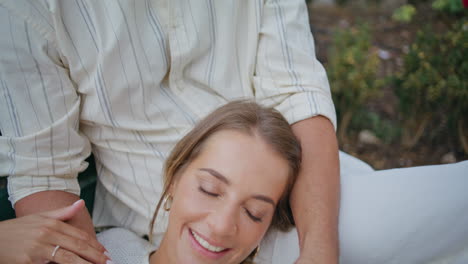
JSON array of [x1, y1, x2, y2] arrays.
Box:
[[188, 228, 231, 259]]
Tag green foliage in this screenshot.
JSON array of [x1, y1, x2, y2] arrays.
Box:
[[328, 24, 383, 111], [351, 110, 402, 144], [392, 4, 417, 23], [327, 23, 384, 139], [432, 0, 465, 13], [396, 21, 468, 117], [395, 20, 468, 148]]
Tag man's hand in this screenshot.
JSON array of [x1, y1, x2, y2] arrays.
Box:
[[13, 190, 109, 263], [1, 199, 110, 264], [15, 190, 97, 238], [291, 116, 340, 263]]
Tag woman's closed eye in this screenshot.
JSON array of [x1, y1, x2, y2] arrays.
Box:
[[244, 208, 263, 223], [199, 186, 219, 197], [199, 185, 264, 223]]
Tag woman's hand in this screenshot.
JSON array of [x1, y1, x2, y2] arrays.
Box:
[[0, 200, 111, 264]]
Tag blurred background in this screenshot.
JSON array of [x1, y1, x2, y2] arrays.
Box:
[[306, 0, 467, 169]]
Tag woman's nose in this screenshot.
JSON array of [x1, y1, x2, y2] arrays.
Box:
[[207, 204, 238, 237]]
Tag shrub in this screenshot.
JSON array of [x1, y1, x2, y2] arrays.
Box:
[[351, 110, 402, 144], [394, 20, 468, 152], [432, 0, 466, 13], [327, 23, 384, 142], [392, 4, 417, 23]]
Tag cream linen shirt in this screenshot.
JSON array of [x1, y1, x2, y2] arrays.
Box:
[[0, 0, 336, 235]]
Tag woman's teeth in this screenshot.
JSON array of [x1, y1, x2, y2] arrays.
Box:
[[191, 230, 226, 253]]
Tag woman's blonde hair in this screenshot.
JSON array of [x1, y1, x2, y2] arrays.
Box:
[[149, 100, 302, 262]]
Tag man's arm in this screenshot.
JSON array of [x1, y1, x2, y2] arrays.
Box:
[[0, 3, 93, 236], [291, 115, 340, 263], [0, 4, 107, 262], [252, 0, 339, 260], [15, 190, 96, 238]]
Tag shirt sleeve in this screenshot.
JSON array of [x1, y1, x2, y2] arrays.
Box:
[[0, 2, 91, 206], [253, 0, 337, 129]]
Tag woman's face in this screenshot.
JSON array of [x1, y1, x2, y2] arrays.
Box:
[[161, 129, 290, 264]]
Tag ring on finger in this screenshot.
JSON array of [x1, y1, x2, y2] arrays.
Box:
[[51, 245, 61, 259]]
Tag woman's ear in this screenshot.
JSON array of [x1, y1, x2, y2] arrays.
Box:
[[170, 165, 187, 195], [168, 180, 177, 197]]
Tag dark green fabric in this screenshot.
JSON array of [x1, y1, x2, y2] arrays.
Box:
[[0, 177, 15, 221], [0, 156, 97, 221]]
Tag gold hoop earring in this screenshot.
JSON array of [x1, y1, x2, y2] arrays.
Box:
[[164, 195, 173, 211], [253, 245, 260, 259]]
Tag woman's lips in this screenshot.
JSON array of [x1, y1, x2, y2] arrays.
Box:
[[188, 228, 231, 260]]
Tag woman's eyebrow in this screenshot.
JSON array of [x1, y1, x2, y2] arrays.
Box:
[[251, 195, 275, 207], [199, 168, 231, 185]]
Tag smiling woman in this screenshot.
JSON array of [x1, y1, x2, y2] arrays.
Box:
[[97, 100, 302, 264]]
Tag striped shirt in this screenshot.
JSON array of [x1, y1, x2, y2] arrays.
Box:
[[0, 0, 336, 235]]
